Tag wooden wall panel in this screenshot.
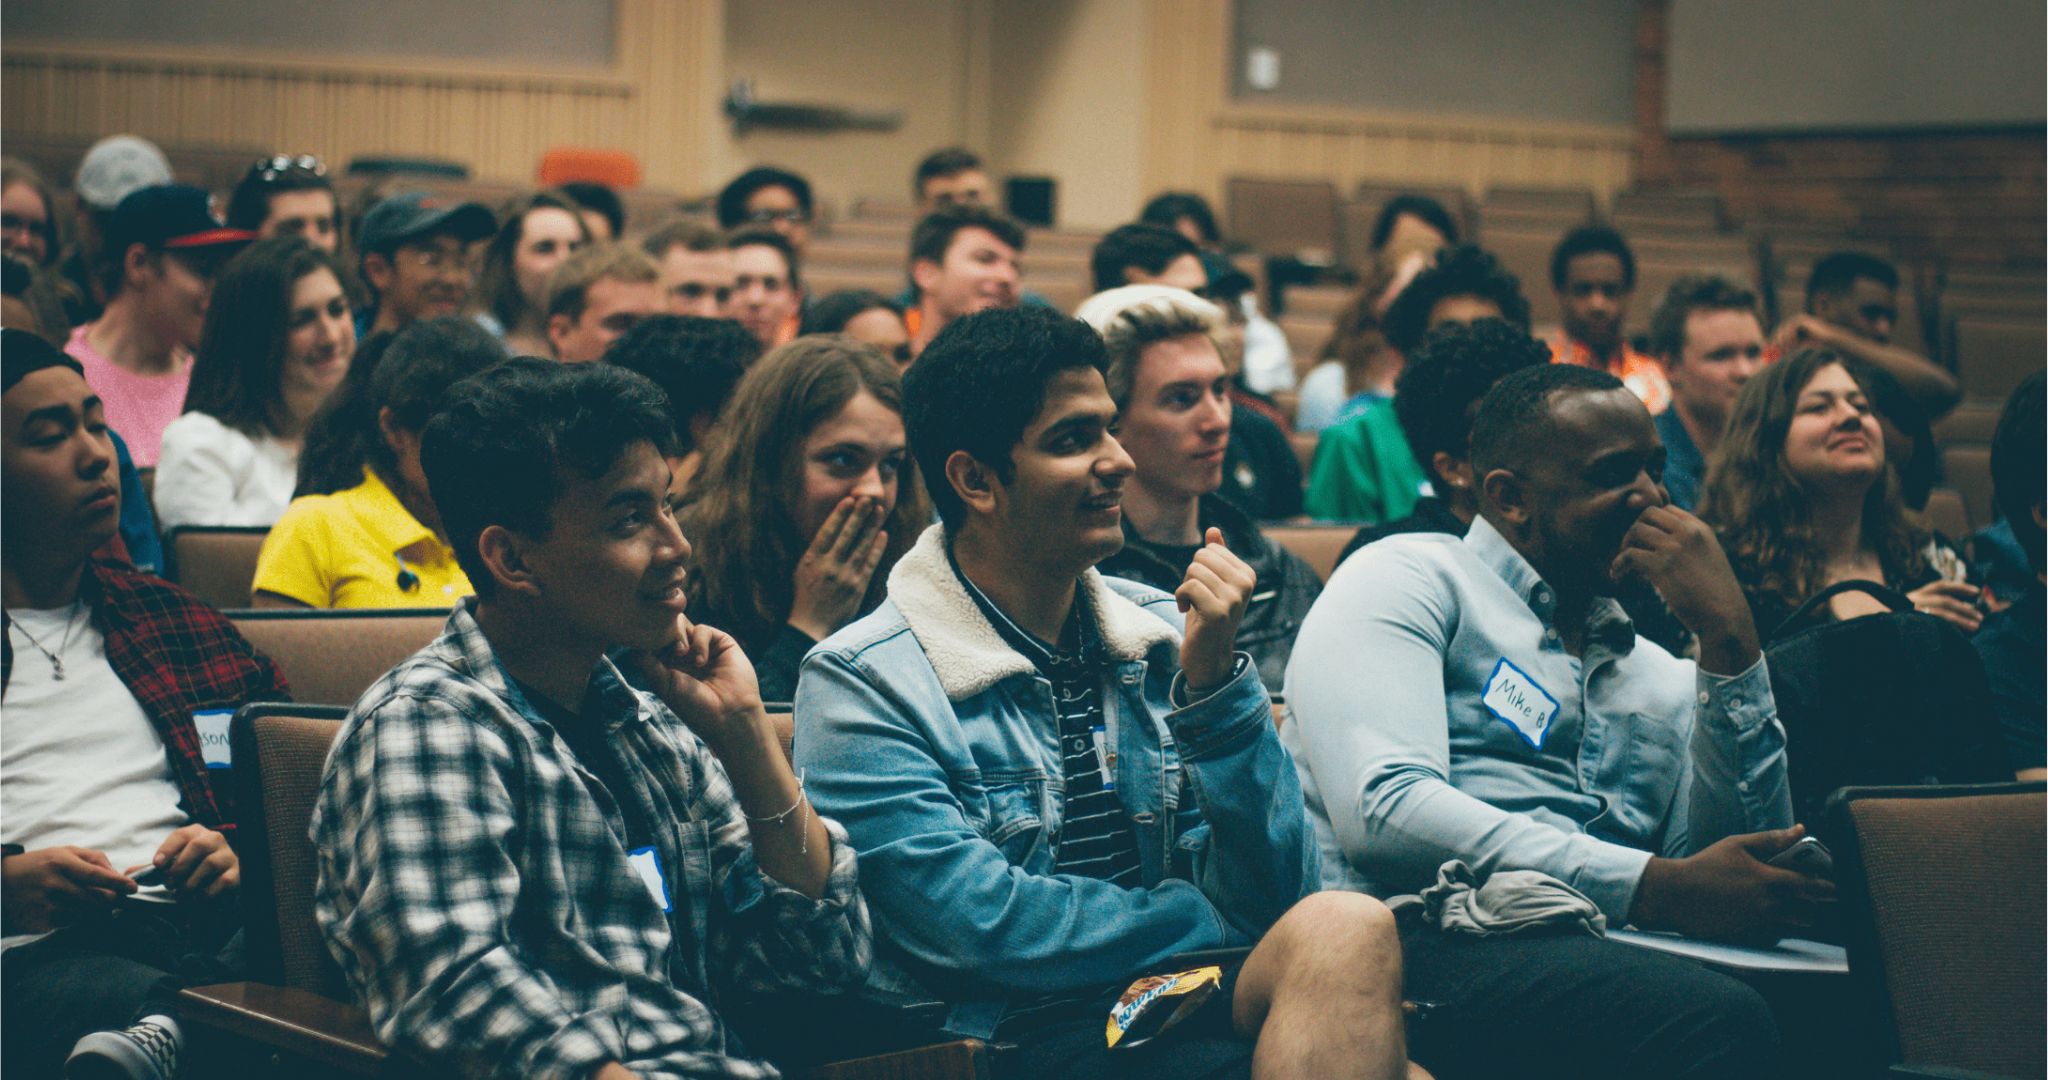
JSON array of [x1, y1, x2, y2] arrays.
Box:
[[0, 0, 724, 194]]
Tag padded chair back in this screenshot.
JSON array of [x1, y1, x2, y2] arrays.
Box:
[[1227, 178, 1338, 261], [1262, 523, 1357, 582], [231, 704, 351, 997], [230, 609, 448, 707], [538, 147, 642, 189], [1830, 783, 2047, 1078], [166, 526, 269, 609]]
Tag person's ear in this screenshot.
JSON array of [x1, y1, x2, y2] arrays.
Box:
[[944, 449, 998, 517], [123, 244, 154, 292], [911, 257, 942, 295], [546, 312, 573, 356], [376, 406, 406, 454], [361, 252, 394, 294], [1480, 467, 1528, 528], [1433, 453, 1474, 495], [477, 524, 542, 598]]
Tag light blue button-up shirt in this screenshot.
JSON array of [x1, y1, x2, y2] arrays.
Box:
[[1280, 515, 1791, 920]]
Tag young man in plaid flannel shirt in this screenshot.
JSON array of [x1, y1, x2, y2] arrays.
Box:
[[311, 359, 870, 1079], [1, 329, 291, 1079]]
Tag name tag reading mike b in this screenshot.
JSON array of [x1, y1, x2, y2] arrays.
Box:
[[1482, 658, 1559, 749]]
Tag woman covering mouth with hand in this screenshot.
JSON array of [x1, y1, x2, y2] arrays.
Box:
[[154, 237, 356, 531]]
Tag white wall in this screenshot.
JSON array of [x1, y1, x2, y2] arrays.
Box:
[[986, 0, 1147, 229]]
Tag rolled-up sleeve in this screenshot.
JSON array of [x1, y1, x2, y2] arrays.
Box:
[[1666, 656, 1792, 857]]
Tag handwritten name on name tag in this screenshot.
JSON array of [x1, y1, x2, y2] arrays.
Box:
[[1482, 658, 1559, 749], [194, 709, 234, 769]]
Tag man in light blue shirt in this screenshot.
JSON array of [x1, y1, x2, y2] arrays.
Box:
[[1285, 363, 1831, 1078]]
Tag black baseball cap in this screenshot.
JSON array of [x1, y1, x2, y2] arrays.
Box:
[[356, 191, 496, 257], [102, 185, 258, 262]]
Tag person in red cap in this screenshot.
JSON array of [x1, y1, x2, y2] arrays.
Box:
[[63, 184, 255, 467]]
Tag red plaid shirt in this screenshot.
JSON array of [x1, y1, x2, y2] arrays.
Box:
[[2, 560, 291, 832]]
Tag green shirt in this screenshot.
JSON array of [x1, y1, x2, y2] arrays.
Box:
[[1303, 403, 1429, 523]]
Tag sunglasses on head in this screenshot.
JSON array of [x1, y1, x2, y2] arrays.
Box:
[[248, 154, 327, 184]]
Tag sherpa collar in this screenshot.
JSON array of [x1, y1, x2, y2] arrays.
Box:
[[885, 524, 1179, 702]]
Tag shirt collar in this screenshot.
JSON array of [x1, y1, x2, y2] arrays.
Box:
[[1465, 515, 1636, 653], [946, 541, 1098, 674], [350, 466, 441, 556], [445, 598, 645, 734]]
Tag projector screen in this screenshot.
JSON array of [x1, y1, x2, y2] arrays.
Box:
[[1666, 0, 2045, 134]]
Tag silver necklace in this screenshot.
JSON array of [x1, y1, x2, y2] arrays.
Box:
[[9, 602, 83, 681]]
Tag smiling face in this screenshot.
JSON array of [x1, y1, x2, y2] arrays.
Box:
[[2, 365, 121, 566], [789, 389, 906, 544], [974, 366, 1135, 573], [1118, 333, 1232, 503], [2, 180, 51, 264], [279, 266, 355, 421], [513, 207, 586, 310], [1560, 252, 1629, 353], [916, 226, 1020, 322], [1487, 387, 1665, 598], [1780, 361, 1884, 495], [259, 189, 339, 252], [511, 440, 692, 653], [367, 231, 473, 327]]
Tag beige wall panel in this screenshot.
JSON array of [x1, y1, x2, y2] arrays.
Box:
[[987, 0, 1147, 230]]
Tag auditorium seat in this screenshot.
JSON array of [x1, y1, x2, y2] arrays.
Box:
[[538, 147, 642, 189], [1608, 190, 1724, 236], [230, 609, 448, 707], [165, 526, 269, 610], [1263, 522, 1356, 581], [1947, 316, 2046, 405], [1286, 430, 1320, 477], [1829, 782, 2045, 1080], [1228, 177, 1339, 264], [1278, 315, 1330, 360], [1476, 229, 1560, 327], [1932, 403, 2002, 445], [1921, 487, 1972, 539], [1942, 445, 1995, 527], [181, 704, 988, 1077], [1478, 186, 1594, 235], [1285, 284, 1354, 320]]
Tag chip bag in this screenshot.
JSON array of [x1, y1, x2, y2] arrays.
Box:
[[1105, 965, 1223, 1050]]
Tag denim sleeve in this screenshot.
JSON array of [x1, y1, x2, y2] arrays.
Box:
[[795, 647, 1236, 994], [1285, 543, 1654, 919], [1663, 656, 1793, 857], [1163, 654, 1319, 939]]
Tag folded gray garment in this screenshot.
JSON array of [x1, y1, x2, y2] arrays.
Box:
[[1386, 860, 1607, 938]]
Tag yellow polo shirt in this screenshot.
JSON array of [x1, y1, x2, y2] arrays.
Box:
[[253, 467, 472, 609]]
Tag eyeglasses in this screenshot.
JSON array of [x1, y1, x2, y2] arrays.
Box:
[[745, 208, 810, 226], [400, 246, 470, 274], [247, 154, 328, 184]]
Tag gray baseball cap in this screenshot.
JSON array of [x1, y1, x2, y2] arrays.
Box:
[[75, 135, 175, 211]]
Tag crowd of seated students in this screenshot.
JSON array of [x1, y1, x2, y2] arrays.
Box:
[[1, 126, 2042, 1080]]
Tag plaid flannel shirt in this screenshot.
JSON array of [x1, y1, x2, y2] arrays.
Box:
[[2, 560, 291, 832], [311, 603, 870, 1079]]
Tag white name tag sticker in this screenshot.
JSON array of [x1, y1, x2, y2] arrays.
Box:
[[626, 846, 671, 912], [1482, 659, 1559, 749], [194, 709, 234, 769]]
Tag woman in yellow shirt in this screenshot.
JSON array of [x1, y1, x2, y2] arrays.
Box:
[[253, 317, 506, 608]]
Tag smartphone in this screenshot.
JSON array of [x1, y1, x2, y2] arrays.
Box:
[[1767, 836, 1834, 879], [131, 864, 166, 888]]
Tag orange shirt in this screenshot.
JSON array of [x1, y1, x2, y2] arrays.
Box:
[[1548, 332, 1671, 415]]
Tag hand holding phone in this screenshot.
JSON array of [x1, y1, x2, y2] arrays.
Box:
[[1766, 835, 1834, 880]]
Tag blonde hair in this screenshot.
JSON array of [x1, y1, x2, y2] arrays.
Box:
[[1074, 284, 1225, 408], [544, 242, 659, 322]]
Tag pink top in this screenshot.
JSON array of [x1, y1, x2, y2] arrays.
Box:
[[66, 323, 192, 467]]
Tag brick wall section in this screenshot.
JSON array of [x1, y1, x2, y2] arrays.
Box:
[[1632, 0, 2045, 269]]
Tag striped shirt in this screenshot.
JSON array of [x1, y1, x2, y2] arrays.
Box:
[[951, 557, 1144, 887]]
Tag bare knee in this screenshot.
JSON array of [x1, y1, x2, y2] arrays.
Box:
[[1246, 891, 1401, 995]]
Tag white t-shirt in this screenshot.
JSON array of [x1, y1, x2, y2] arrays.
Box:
[[153, 411, 301, 531], [2, 604, 190, 939], [1240, 305, 1299, 395]]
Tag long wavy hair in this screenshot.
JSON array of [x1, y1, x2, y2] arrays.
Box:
[[186, 238, 350, 438], [1700, 347, 1932, 617], [681, 335, 927, 647], [475, 190, 589, 333]]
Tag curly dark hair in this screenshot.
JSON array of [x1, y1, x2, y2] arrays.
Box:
[[601, 315, 759, 455], [1382, 244, 1530, 355], [1393, 318, 1551, 486]]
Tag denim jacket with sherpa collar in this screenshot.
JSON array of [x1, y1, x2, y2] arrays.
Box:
[[793, 524, 1317, 1037]]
